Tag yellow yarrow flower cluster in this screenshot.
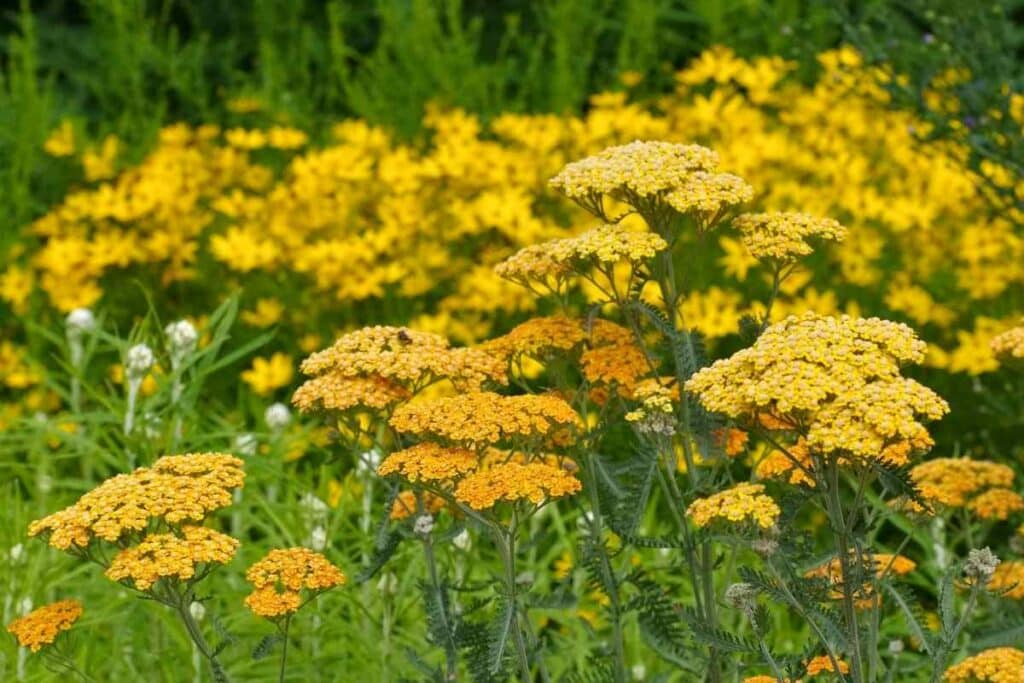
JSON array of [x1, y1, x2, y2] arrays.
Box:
[[909, 458, 1019, 519], [106, 526, 239, 590], [244, 548, 346, 618], [734, 212, 848, 265], [665, 171, 754, 228], [6, 600, 82, 652], [292, 374, 410, 414], [990, 325, 1024, 363], [943, 647, 1024, 682], [686, 482, 780, 529], [686, 314, 948, 464], [478, 316, 589, 366], [453, 461, 581, 511], [389, 391, 581, 449], [28, 453, 245, 550], [377, 442, 478, 484], [390, 490, 447, 521]]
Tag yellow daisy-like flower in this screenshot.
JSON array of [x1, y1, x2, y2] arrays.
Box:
[[242, 353, 294, 395]]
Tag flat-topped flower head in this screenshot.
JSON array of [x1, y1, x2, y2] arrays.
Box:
[[665, 172, 754, 229], [686, 314, 947, 464], [454, 461, 581, 510], [734, 211, 847, 265], [478, 316, 588, 366], [944, 647, 1024, 682], [687, 483, 780, 529], [377, 442, 479, 484], [805, 655, 850, 676], [494, 244, 573, 294], [106, 526, 239, 590], [299, 326, 505, 392], [292, 374, 410, 415], [244, 547, 346, 618], [7, 600, 82, 652], [550, 141, 719, 216], [29, 453, 245, 550], [991, 325, 1024, 364], [909, 458, 1016, 511], [389, 391, 581, 449]]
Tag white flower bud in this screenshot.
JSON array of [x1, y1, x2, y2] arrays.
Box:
[[888, 639, 904, 655], [631, 664, 647, 680], [18, 596, 32, 616], [9, 543, 24, 563], [414, 515, 434, 537], [66, 308, 96, 338], [125, 343, 154, 380], [165, 320, 198, 362], [37, 472, 52, 494], [576, 510, 595, 533], [357, 449, 382, 476], [299, 492, 329, 521], [233, 432, 258, 457], [308, 525, 328, 551], [264, 402, 291, 431], [964, 547, 1000, 585], [452, 529, 471, 551], [376, 572, 398, 595], [189, 601, 206, 622]]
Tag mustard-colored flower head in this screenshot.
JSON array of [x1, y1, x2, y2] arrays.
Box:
[[390, 490, 447, 521], [943, 647, 1024, 682], [479, 316, 589, 366], [909, 458, 1017, 518], [377, 442, 479, 484], [990, 325, 1024, 363], [734, 211, 847, 264], [299, 326, 505, 391], [454, 461, 581, 510], [805, 655, 850, 676], [989, 561, 1024, 599], [29, 453, 245, 550], [389, 391, 581, 449], [7, 600, 82, 652], [106, 526, 239, 590], [756, 439, 815, 487], [805, 552, 916, 606], [686, 314, 948, 464], [686, 482, 780, 529], [493, 244, 573, 294], [244, 548, 346, 619], [549, 141, 719, 215], [292, 374, 411, 414]]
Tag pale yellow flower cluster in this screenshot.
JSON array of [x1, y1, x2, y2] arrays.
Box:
[[686, 482, 780, 529], [665, 172, 754, 227], [734, 212, 847, 264], [686, 314, 948, 463], [990, 325, 1024, 362]]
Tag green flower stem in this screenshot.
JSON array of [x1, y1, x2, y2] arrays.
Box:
[[491, 516, 534, 683], [416, 491, 459, 681]]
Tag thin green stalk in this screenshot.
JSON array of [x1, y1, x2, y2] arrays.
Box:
[[492, 519, 533, 683], [417, 491, 459, 681], [824, 461, 864, 682], [176, 595, 229, 683], [278, 615, 292, 683]]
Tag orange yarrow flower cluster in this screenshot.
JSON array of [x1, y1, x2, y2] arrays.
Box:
[[106, 526, 239, 590], [28, 453, 245, 550], [454, 461, 581, 511], [6, 600, 82, 652], [244, 548, 346, 618]]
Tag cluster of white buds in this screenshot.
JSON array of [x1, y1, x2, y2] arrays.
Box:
[[165, 320, 198, 368], [66, 308, 96, 344], [452, 529, 472, 551], [233, 432, 258, 457], [189, 601, 206, 622], [724, 582, 760, 624], [414, 514, 435, 537], [126, 343, 155, 380], [264, 402, 291, 432], [964, 547, 1000, 586]]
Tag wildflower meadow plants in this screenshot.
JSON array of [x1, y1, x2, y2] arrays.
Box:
[[5, 120, 1024, 682]]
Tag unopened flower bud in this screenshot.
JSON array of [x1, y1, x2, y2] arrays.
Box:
[[724, 582, 759, 614], [165, 320, 198, 363], [452, 529, 471, 551], [189, 601, 206, 622], [888, 639, 904, 655], [9, 543, 24, 564], [309, 525, 328, 551], [964, 547, 1000, 585], [414, 514, 434, 537], [66, 308, 96, 340], [377, 572, 398, 595], [631, 664, 647, 681], [233, 432, 258, 457], [18, 597, 32, 616], [125, 344, 154, 380], [264, 402, 291, 432]]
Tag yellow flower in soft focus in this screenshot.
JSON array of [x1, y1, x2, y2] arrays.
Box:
[[82, 135, 120, 181], [241, 298, 285, 327], [718, 236, 758, 280], [108, 363, 160, 396], [226, 96, 264, 113], [299, 333, 323, 354], [554, 552, 573, 580], [0, 266, 33, 314], [241, 353, 294, 395], [44, 120, 75, 157], [620, 70, 645, 87]]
